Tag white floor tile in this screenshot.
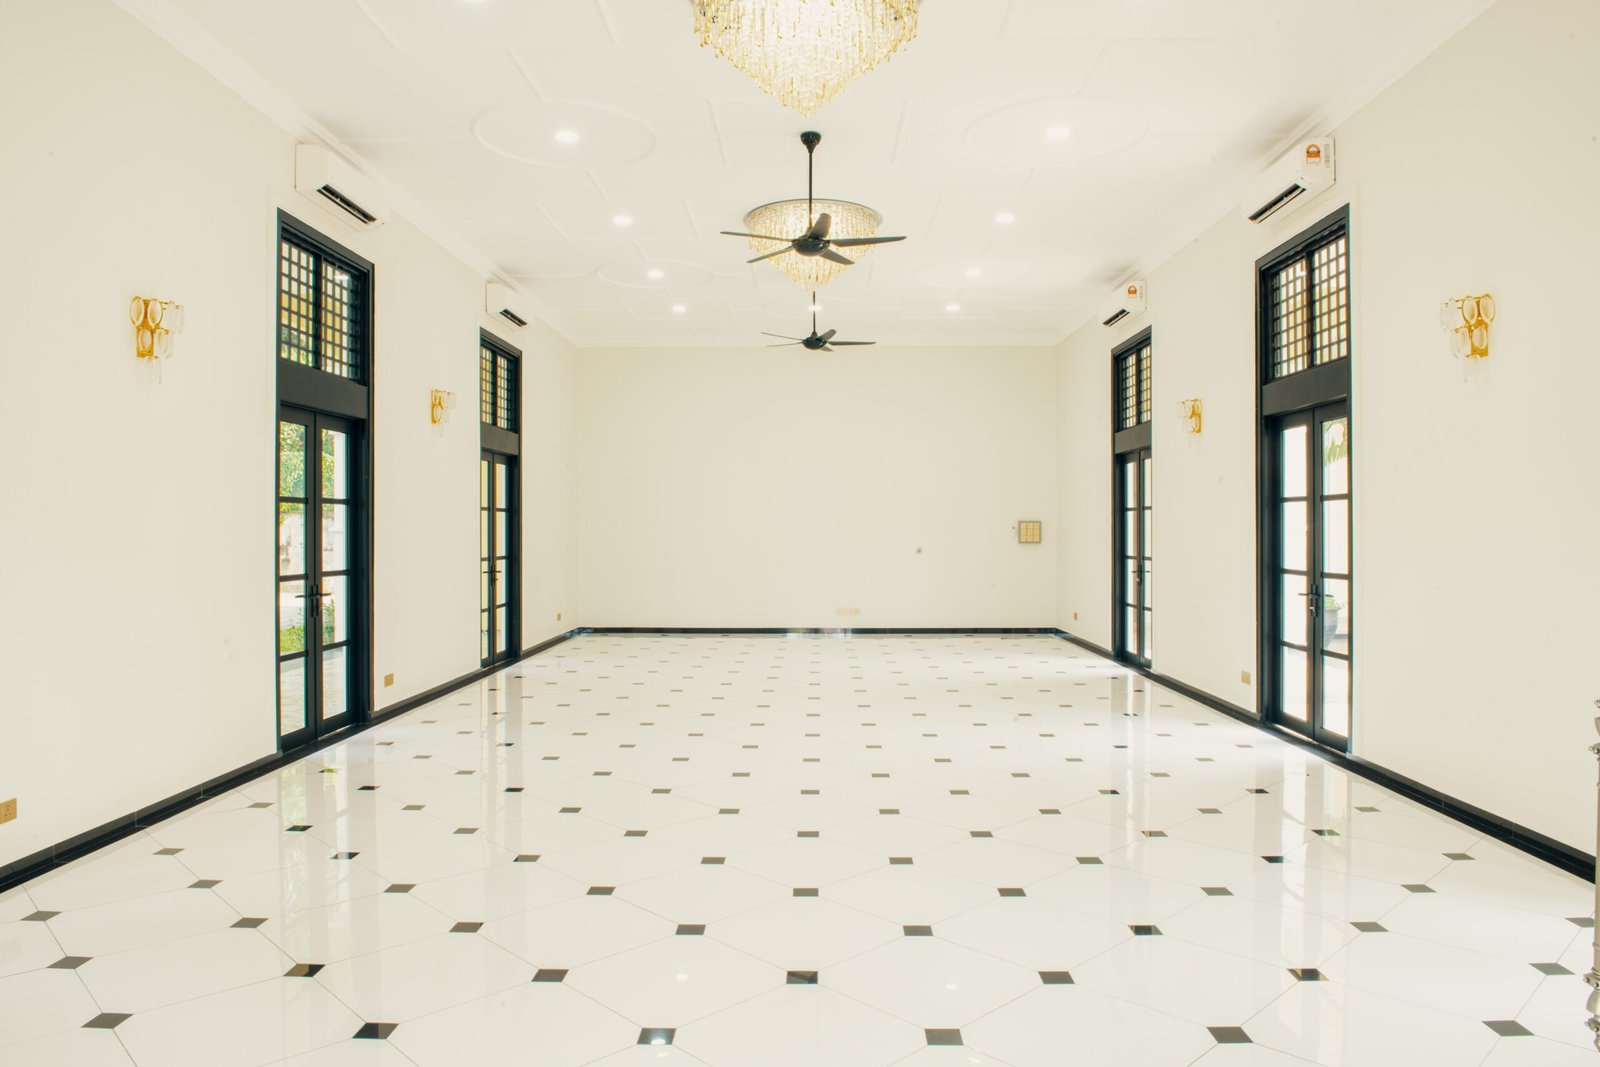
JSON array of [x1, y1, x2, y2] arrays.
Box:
[[675, 985, 924, 1067], [708, 896, 904, 968], [116, 976, 361, 1067], [565, 934, 784, 1026], [389, 983, 637, 1067], [962, 985, 1215, 1066], [826, 937, 1040, 1028], [312, 932, 533, 1022]]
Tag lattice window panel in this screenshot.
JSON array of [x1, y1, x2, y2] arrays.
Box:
[[480, 346, 496, 425], [277, 235, 363, 381], [481, 343, 518, 433], [1269, 231, 1348, 380], [1117, 343, 1152, 430]]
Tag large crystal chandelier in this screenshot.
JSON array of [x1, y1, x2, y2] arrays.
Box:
[[743, 199, 883, 290], [694, 0, 920, 116]]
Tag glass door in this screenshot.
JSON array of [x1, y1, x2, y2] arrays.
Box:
[[1270, 403, 1351, 747], [1117, 448, 1152, 667], [278, 409, 361, 747], [480, 452, 518, 666]]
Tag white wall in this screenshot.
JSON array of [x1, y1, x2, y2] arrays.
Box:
[[1055, 0, 1600, 850], [575, 346, 1059, 629], [0, 0, 578, 873]]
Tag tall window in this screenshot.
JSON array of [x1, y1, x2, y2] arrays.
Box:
[[278, 230, 366, 381], [481, 342, 517, 432], [1112, 329, 1153, 668], [1257, 206, 1352, 751], [480, 333, 521, 667]]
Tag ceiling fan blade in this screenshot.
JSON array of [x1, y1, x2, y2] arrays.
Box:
[[761, 332, 805, 341], [818, 248, 855, 266], [747, 246, 795, 264], [809, 212, 833, 240], [818, 329, 837, 343], [722, 231, 794, 241], [830, 235, 908, 247], [828, 340, 876, 346]]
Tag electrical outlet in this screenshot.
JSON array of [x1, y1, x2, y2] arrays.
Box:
[[1072, 611, 1079, 621], [837, 607, 861, 617], [383, 673, 395, 688], [556, 612, 562, 622], [0, 798, 16, 825], [1240, 670, 1252, 685]]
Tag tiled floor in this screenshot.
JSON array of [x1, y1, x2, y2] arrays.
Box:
[[1, 634, 1595, 1066]]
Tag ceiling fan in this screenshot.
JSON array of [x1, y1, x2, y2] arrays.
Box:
[[764, 294, 877, 352], [722, 131, 907, 267]]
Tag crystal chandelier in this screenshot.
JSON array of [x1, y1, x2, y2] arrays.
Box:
[[743, 199, 883, 290], [694, 0, 920, 116]]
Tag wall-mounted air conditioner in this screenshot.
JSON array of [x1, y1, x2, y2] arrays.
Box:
[[294, 144, 390, 230], [486, 282, 532, 329], [1242, 138, 1335, 224], [1101, 280, 1147, 327]]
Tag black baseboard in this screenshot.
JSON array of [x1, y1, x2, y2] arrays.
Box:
[[0, 627, 590, 894], [1052, 629, 1594, 881]]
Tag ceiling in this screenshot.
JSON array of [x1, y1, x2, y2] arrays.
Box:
[[138, 0, 1491, 347]]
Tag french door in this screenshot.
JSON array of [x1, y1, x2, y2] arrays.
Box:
[[480, 451, 518, 666], [1268, 402, 1351, 747], [1116, 449, 1153, 667], [277, 408, 364, 747]]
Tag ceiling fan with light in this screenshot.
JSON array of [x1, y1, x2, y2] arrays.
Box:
[[722, 132, 907, 277], [764, 294, 876, 352]]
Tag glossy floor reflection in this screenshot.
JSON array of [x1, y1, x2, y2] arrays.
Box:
[[1, 634, 1593, 1066]]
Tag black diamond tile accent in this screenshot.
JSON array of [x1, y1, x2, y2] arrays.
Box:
[[676, 924, 706, 936], [333, 852, 359, 860], [719, 808, 740, 815], [797, 830, 819, 838], [1261, 855, 1284, 864], [22, 910, 60, 921], [358, 785, 378, 791], [1039, 808, 1061, 815], [1076, 857, 1104, 865], [154, 847, 183, 856], [83, 1013, 132, 1030], [232, 917, 267, 929], [533, 969, 568, 982], [1351, 921, 1387, 933], [1142, 830, 1167, 838], [1532, 962, 1573, 975], [1312, 829, 1339, 837], [1208, 1026, 1251, 1044], [787, 970, 819, 985], [1568, 917, 1596, 928], [454, 827, 478, 835], [1247, 788, 1269, 795], [903, 925, 933, 937], [248, 801, 272, 808], [889, 857, 913, 866], [652, 788, 672, 794], [451, 922, 483, 933], [1483, 1020, 1532, 1037], [1040, 971, 1074, 985], [354, 1022, 398, 1040], [505, 787, 524, 793], [1289, 968, 1325, 981], [514, 854, 540, 864], [969, 830, 993, 838], [1099, 789, 1120, 795], [286, 825, 312, 833], [588, 886, 615, 896], [402, 804, 426, 811], [1444, 852, 1475, 861], [998, 888, 1026, 898], [49, 956, 91, 970], [880, 808, 900, 815], [560, 807, 582, 814], [794, 888, 819, 897], [1202, 887, 1233, 897], [1198, 808, 1222, 815], [385, 884, 415, 894], [188, 880, 220, 890], [1356, 805, 1379, 812], [624, 830, 648, 838], [925, 1029, 963, 1046], [638, 1028, 676, 1046], [949, 789, 969, 796], [1129, 925, 1161, 936], [702, 856, 726, 865], [1402, 884, 1436, 894], [285, 963, 324, 977]]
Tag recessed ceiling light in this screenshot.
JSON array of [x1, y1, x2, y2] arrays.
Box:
[[671, 305, 687, 314], [646, 269, 665, 281], [966, 267, 983, 279], [994, 212, 1016, 225], [553, 129, 580, 145], [1045, 125, 1072, 141], [945, 303, 961, 313], [612, 214, 633, 227]]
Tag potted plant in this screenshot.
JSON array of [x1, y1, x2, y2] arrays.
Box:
[[1323, 594, 1342, 644]]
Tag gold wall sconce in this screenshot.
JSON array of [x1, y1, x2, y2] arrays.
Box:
[[129, 296, 184, 361], [1178, 398, 1203, 434], [1017, 520, 1042, 545], [1440, 293, 1495, 359], [429, 389, 457, 425]]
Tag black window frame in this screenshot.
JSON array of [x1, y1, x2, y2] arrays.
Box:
[[278, 214, 370, 385], [481, 333, 520, 442]]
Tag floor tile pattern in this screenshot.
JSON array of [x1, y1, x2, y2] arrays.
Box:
[[0, 634, 1593, 1066]]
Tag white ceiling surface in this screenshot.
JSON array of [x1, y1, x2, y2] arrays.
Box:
[[151, 0, 1491, 347]]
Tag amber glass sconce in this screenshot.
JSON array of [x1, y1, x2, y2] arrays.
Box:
[[429, 389, 457, 425], [1178, 398, 1203, 434], [130, 296, 184, 361], [1441, 293, 1495, 359]]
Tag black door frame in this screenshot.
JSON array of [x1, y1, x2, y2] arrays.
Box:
[[1255, 205, 1352, 751], [1110, 327, 1153, 668], [275, 211, 375, 752], [480, 330, 521, 666]]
